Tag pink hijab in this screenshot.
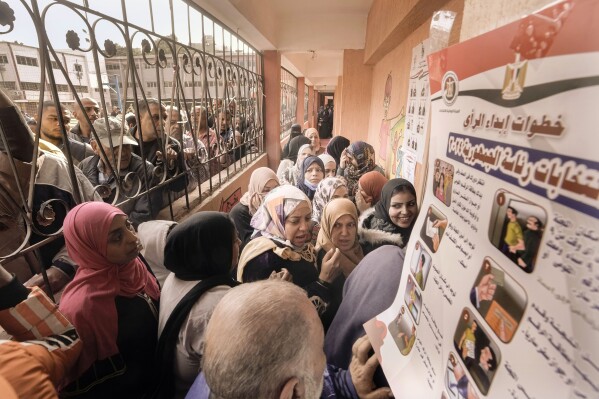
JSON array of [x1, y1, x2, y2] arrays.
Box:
[[59, 202, 160, 377]]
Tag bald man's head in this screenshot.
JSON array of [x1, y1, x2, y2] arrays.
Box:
[[203, 281, 326, 399]]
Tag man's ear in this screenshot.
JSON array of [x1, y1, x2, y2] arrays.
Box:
[[279, 377, 303, 399]]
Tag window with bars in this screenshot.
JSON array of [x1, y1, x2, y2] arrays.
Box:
[[0, 81, 16, 90], [21, 81, 41, 90], [16, 55, 38, 66], [280, 68, 298, 139]]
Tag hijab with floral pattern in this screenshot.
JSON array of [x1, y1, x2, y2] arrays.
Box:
[[345, 141, 376, 196], [312, 176, 348, 224], [250, 185, 312, 250]]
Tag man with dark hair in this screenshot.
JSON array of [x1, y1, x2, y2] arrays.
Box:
[[133, 98, 187, 208], [186, 280, 392, 399], [70, 97, 99, 143], [79, 117, 156, 228], [39, 101, 94, 165], [0, 90, 99, 294], [469, 345, 497, 395]]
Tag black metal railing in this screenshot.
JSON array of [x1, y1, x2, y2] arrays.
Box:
[[280, 67, 297, 138], [0, 0, 265, 298]]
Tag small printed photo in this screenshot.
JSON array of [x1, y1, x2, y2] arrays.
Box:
[[420, 205, 448, 253], [404, 275, 422, 324], [410, 241, 432, 290], [445, 352, 480, 399], [453, 308, 501, 395], [488, 190, 546, 273], [432, 159, 454, 206], [470, 258, 527, 343], [388, 306, 417, 356]]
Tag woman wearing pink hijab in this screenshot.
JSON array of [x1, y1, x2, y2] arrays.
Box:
[[59, 202, 160, 397]]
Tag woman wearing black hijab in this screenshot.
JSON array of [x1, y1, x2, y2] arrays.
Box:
[[281, 123, 303, 159], [151, 212, 240, 399], [326, 136, 350, 166], [358, 178, 419, 254]]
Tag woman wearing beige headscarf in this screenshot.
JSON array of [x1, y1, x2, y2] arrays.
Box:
[[230, 167, 279, 251], [315, 198, 364, 330]]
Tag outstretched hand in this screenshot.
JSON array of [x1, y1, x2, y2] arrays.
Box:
[[350, 335, 394, 399]]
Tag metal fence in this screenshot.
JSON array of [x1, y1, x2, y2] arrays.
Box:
[[0, 0, 265, 296], [280, 67, 297, 138]]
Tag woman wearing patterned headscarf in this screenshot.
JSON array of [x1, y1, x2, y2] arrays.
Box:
[[312, 177, 349, 224], [337, 141, 384, 197], [59, 202, 160, 397], [230, 167, 279, 251], [237, 185, 339, 320]]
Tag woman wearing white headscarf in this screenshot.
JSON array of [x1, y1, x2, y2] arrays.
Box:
[[229, 167, 279, 251]]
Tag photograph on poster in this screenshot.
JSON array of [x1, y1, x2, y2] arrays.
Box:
[[453, 308, 501, 395], [445, 352, 480, 399], [433, 159, 454, 206], [420, 206, 448, 253], [388, 306, 417, 356], [470, 258, 527, 343], [488, 190, 546, 273], [404, 275, 422, 324], [410, 241, 432, 290]]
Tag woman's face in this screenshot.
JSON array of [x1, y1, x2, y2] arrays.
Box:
[[297, 148, 312, 166], [305, 163, 324, 186], [324, 161, 336, 177], [347, 153, 358, 168], [357, 183, 373, 204], [388, 190, 418, 228], [306, 130, 320, 149], [331, 185, 348, 200], [261, 179, 279, 195], [330, 214, 357, 252], [284, 202, 312, 247], [106, 215, 139, 265]]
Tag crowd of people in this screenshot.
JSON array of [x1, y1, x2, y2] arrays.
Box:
[[1, 88, 420, 398]]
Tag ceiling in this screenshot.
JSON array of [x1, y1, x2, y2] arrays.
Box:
[[194, 0, 374, 91]]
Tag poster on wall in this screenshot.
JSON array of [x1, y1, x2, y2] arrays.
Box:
[[386, 114, 405, 179], [402, 39, 431, 172], [365, 2, 599, 399]]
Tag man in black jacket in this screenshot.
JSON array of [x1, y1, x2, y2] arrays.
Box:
[[133, 98, 187, 207]]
